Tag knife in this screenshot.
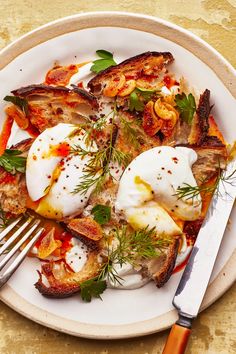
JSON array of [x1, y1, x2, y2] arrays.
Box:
[[162, 161, 236, 354]]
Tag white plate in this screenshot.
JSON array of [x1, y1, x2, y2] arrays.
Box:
[[0, 12, 236, 339]]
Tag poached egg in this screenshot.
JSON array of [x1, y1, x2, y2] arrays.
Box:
[[26, 123, 98, 219], [115, 146, 202, 235]]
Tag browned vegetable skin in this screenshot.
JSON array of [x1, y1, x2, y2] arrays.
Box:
[[11, 84, 98, 132], [12, 84, 97, 105], [35, 250, 104, 298], [11, 138, 34, 152], [142, 238, 179, 287], [183, 89, 228, 182], [88, 51, 174, 94], [189, 89, 211, 145], [67, 217, 103, 241], [191, 140, 227, 183]]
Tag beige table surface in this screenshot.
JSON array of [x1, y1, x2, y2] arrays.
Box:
[[0, 1, 235, 353]]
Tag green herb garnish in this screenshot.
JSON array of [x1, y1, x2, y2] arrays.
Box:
[[91, 50, 117, 74], [120, 116, 141, 149], [108, 226, 170, 266], [129, 87, 159, 112], [79, 225, 171, 301], [129, 90, 144, 112], [71, 143, 130, 195], [175, 93, 196, 124], [91, 204, 111, 225], [4, 96, 29, 115], [80, 278, 107, 302], [0, 149, 26, 174], [71, 108, 130, 195], [175, 166, 236, 202], [136, 87, 158, 100]]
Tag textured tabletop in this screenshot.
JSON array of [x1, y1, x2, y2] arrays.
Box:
[[0, 1, 235, 353]]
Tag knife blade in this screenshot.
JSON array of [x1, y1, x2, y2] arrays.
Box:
[[163, 160, 236, 354]]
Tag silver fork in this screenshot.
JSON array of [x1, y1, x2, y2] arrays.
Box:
[[0, 215, 44, 289]]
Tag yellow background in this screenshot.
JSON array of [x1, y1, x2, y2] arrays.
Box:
[[0, 1, 235, 353]]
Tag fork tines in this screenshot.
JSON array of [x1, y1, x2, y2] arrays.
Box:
[[0, 215, 44, 289]]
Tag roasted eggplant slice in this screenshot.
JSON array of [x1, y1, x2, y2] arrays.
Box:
[[35, 249, 104, 298], [192, 139, 228, 183], [88, 51, 174, 95], [189, 89, 211, 145], [142, 238, 179, 288], [11, 84, 98, 132]]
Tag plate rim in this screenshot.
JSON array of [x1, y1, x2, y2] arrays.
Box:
[[1, 250, 235, 339], [0, 11, 235, 95], [0, 11, 235, 339]]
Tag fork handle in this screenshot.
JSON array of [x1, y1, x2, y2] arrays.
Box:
[[162, 324, 191, 354]]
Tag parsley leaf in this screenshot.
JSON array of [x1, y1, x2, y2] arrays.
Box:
[[90, 50, 117, 74], [129, 90, 144, 112], [129, 87, 158, 112], [91, 204, 111, 225], [4, 95, 29, 115], [136, 87, 157, 101], [175, 93, 196, 124], [0, 149, 26, 174], [80, 278, 107, 302], [95, 50, 114, 59]]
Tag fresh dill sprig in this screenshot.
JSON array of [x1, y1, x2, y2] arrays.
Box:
[[72, 144, 130, 195], [175, 166, 236, 201], [98, 259, 123, 285], [98, 226, 171, 285], [84, 113, 111, 146], [111, 146, 131, 167], [120, 117, 140, 149], [70, 145, 105, 194], [71, 108, 131, 195], [112, 226, 170, 265], [79, 225, 171, 301]]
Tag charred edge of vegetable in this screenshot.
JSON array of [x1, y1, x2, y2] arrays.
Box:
[[12, 84, 70, 96], [12, 84, 98, 108], [34, 268, 81, 298], [88, 51, 174, 90], [154, 238, 179, 288], [196, 89, 211, 144], [70, 85, 98, 107], [62, 223, 101, 251], [11, 138, 34, 152], [176, 136, 227, 149]]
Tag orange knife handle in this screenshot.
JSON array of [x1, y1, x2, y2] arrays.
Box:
[[162, 324, 191, 354]]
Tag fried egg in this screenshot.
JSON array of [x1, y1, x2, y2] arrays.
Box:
[[26, 123, 98, 219]]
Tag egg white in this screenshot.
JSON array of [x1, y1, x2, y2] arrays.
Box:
[[26, 123, 77, 201], [115, 146, 202, 242], [116, 146, 202, 223], [26, 123, 98, 219], [65, 238, 88, 273]]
